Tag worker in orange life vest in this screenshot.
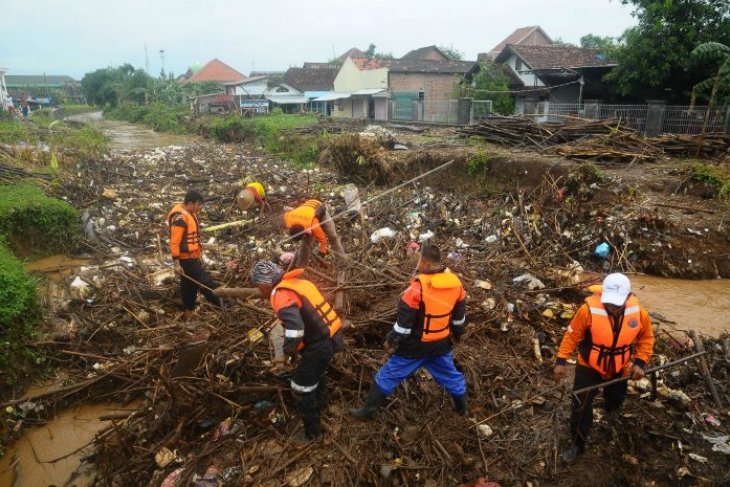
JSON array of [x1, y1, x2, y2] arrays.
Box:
[[250, 260, 344, 443], [167, 189, 222, 317], [235, 181, 270, 216], [283, 199, 346, 267], [554, 273, 654, 464], [350, 243, 468, 419]]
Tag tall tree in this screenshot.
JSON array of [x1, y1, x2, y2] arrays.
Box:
[[606, 0, 730, 102], [460, 62, 514, 115], [691, 42, 730, 106]]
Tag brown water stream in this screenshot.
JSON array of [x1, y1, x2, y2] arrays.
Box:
[[66, 111, 190, 151], [630, 274, 730, 337], [0, 402, 138, 487]]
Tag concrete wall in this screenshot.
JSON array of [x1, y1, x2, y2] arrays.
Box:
[[505, 54, 544, 87], [332, 98, 353, 118], [549, 84, 580, 104], [333, 58, 388, 93]]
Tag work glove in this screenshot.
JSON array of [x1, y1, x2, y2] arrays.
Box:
[[553, 364, 566, 382]]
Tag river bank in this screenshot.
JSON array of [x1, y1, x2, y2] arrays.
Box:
[[0, 114, 728, 486]]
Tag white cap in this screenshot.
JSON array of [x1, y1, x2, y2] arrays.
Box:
[[601, 273, 631, 306]]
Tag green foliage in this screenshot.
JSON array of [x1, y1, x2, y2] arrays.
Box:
[[0, 183, 80, 255], [691, 163, 730, 198], [0, 120, 31, 144], [607, 0, 730, 102], [0, 243, 40, 385], [461, 62, 515, 115], [691, 42, 730, 106], [467, 149, 494, 176], [210, 113, 320, 166], [580, 34, 619, 59], [106, 103, 190, 133], [0, 118, 107, 160], [364, 43, 394, 60], [59, 104, 97, 116], [82, 64, 221, 108], [438, 45, 464, 60]]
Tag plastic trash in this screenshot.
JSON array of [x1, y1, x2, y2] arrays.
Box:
[[477, 424, 494, 438], [406, 241, 420, 256], [70, 276, 91, 299], [418, 230, 434, 242], [161, 468, 185, 487], [512, 273, 545, 290], [371, 227, 396, 243], [594, 242, 610, 259], [193, 465, 221, 487], [485, 235, 498, 243], [447, 251, 462, 261]]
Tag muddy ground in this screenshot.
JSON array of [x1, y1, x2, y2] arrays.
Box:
[[1, 118, 729, 487]]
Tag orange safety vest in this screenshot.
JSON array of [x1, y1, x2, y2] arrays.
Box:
[[167, 204, 202, 259], [416, 271, 463, 342], [272, 268, 342, 350], [284, 199, 322, 231], [580, 294, 642, 378]]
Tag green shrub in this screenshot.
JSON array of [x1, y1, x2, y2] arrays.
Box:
[[0, 243, 40, 386], [106, 103, 189, 133], [210, 115, 255, 143], [691, 163, 730, 199], [59, 104, 96, 116], [0, 183, 80, 255], [0, 120, 33, 144]]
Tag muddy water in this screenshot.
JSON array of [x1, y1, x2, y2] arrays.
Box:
[[630, 275, 730, 337], [66, 111, 190, 151], [0, 403, 137, 487]]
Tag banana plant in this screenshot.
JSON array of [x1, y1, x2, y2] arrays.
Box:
[[691, 42, 730, 108]]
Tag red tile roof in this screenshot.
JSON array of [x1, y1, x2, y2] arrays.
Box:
[[351, 57, 395, 70], [489, 26, 550, 55], [502, 44, 616, 70], [188, 59, 246, 83]]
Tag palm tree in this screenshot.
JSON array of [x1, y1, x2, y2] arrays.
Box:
[[691, 42, 730, 108]]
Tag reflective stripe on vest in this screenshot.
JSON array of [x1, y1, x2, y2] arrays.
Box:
[[271, 269, 341, 350], [416, 271, 463, 343], [584, 294, 642, 377], [166, 204, 201, 259], [284, 199, 322, 231]]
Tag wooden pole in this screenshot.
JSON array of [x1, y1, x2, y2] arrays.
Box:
[[691, 330, 723, 408]]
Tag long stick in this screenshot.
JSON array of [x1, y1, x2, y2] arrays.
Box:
[[572, 350, 708, 399], [691, 330, 723, 408]]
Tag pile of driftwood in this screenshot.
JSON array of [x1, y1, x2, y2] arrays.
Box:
[[8, 142, 730, 486], [460, 117, 730, 162]]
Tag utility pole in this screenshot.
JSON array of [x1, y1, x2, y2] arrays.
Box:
[[159, 49, 166, 78], [145, 43, 150, 73]]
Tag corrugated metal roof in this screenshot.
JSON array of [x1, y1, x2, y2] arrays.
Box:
[[313, 93, 351, 101], [268, 95, 308, 104], [352, 88, 386, 95]]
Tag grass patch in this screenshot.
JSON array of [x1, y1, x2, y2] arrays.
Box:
[[0, 243, 41, 387], [210, 113, 321, 166], [59, 104, 96, 116], [106, 103, 190, 133], [0, 117, 107, 162], [0, 183, 80, 256], [691, 163, 730, 199]]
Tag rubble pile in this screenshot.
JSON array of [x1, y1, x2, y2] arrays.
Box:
[[12, 139, 730, 486], [459, 117, 730, 162]]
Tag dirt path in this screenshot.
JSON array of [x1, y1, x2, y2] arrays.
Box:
[[66, 111, 191, 151]]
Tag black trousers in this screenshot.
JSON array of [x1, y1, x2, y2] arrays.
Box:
[[291, 342, 334, 438], [179, 258, 221, 311], [569, 364, 628, 445]]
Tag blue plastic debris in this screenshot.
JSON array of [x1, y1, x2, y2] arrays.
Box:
[[594, 242, 610, 259]]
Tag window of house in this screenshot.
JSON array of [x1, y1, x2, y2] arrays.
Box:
[[418, 91, 424, 101], [515, 58, 523, 72]]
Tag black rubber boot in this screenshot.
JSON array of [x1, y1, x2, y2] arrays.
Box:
[[451, 394, 468, 416], [296, 391, 322, 443], [349, 386, 387, 420], [560, 441, 586, 464]]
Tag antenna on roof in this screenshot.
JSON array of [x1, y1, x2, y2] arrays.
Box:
[[159, 49, 166, 76]]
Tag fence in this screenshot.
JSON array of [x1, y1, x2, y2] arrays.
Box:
[[536, 102, 729, 135]]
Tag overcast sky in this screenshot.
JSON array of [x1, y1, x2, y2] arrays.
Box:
[[2, 0, 637, 79]]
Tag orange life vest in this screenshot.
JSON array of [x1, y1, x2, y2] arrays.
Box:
[[579, 294, 642, 378], [284, 199, 322, 231], [272, 268, 342, 351], [416, 271, 464, 342], [166, 204, 202, 259]]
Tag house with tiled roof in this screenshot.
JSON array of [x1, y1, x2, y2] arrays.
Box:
[[335, 47, 367, 63], [495, 44, 617, 113], [187, 59, 246, 83], [331, 57, 393, 119], [400, 45, 451, 62], [480, 26, 553, 61]]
